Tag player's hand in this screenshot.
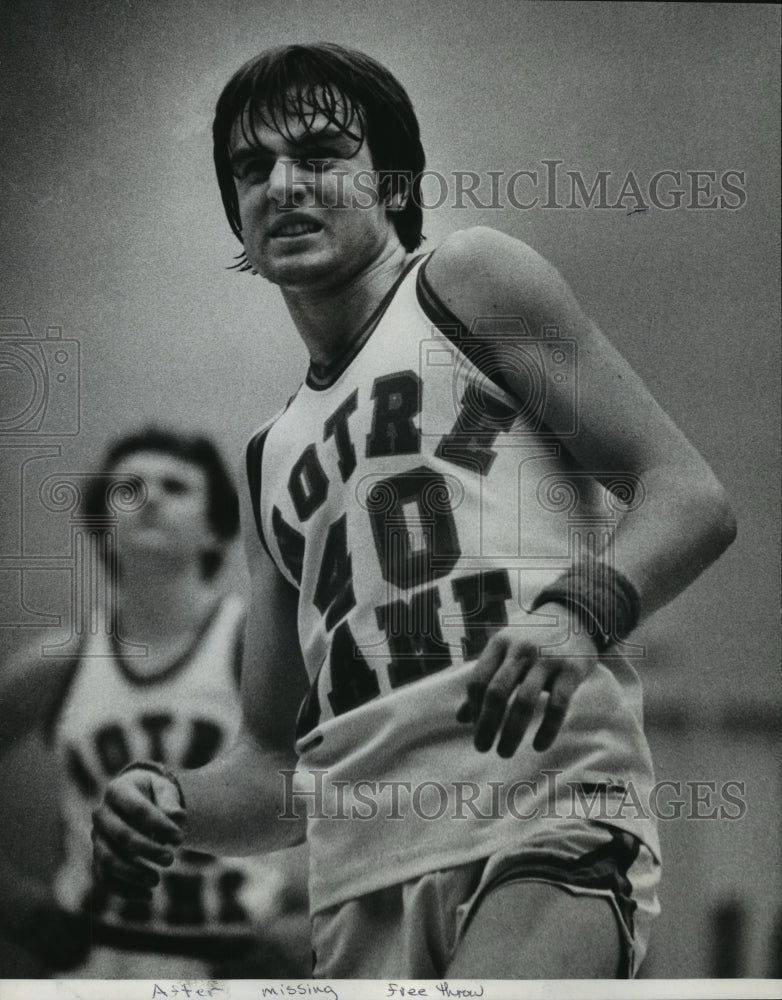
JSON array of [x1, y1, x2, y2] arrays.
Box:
[[91, 767, 186, 899], [457, 603, 599, 755], [5, 878, 90, 971]]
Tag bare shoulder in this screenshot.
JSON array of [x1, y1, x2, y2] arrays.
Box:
[[424, 226, 580, 327], [0, 638, 79, 746]]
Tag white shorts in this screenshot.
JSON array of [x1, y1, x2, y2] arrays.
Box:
[[312, 819, 660, 979]]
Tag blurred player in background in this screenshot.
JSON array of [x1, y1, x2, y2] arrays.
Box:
[[92, 45, 737, 979], [0, 426, 310, 978]]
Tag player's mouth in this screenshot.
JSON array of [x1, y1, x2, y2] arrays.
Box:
[[269, 216, 323, 239]]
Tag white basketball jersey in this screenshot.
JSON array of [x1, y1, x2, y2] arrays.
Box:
[[52, 595, 291, 955], [248, 252, 660, 914]]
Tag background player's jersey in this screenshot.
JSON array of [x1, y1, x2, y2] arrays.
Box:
[[51, 596, 289, 958], [249, 252, 660, 914]]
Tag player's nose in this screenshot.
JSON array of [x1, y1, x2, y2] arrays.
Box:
[[267, 157, 308, 207], [140, 479, 163, 509]]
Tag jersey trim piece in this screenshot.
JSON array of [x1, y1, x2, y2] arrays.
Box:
[[246, 424, 273, 557], [417, 253, 520, 400], [232, 615, 246, 686], [305, 254, 426, 390], [111, 599, 223, 687]]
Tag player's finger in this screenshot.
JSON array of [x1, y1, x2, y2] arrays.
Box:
[[472, 642, 536, 753], [92, 803, 179, 866], [532, 665, 580, 752], [92, 839, 162, 900], [104, 777, 185, 844], [465, 633, 508, 725], [495, 662, 549, 758], [150, 773, 187, 821], [92, 837, 164, 886]]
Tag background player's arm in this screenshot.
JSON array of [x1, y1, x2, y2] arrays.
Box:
[[92, 459, 309, 886], [0, 642, 74, 751], [177, 535, 309, 856], [0, 646, 91, 968], [427, 227, 736, 752]]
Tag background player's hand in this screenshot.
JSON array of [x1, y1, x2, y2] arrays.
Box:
[[91, 767, 186, 899], [457, 603, 599, 755], [3, 876, 90, 971]]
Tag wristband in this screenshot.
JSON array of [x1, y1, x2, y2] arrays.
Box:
[[530, 564, 641, 654], [118, 760, 187, 811]]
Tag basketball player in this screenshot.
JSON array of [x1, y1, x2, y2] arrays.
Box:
[[91, 45, 737, 978], [0, 428, 309, 977]]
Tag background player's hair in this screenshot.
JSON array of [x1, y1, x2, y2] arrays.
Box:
[[213, 41, 426, 268], [83, 426, 239, 579]]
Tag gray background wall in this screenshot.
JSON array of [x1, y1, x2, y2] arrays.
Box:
[[1, 0, 779, 980]]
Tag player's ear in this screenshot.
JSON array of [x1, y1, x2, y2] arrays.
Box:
[[380, 171, 412, 213], [386, 192, 407, 213]]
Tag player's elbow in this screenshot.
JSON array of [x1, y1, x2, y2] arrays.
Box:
[[696, 474, 737, 559]]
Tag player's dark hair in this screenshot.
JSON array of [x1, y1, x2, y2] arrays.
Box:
[[213, 42, 426, 268], [83, 427, 239, 579]]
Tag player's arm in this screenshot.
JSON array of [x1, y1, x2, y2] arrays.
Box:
[[0, 644, 91, 968], [0, 640, 75, 752], [426, 227, 737, 751], [176, 547, 308, 856], [91, 454, 309, 895]]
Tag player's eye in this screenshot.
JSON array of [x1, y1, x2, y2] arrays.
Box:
[[162, 477, 188, 496], [233, 156, 274, 182]]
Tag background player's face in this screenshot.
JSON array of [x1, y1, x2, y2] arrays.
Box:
[[229, 100, 398, 289], [111, 450, 216, 568]]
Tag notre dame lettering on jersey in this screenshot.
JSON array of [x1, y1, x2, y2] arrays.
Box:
[[51, 597, 284, 953], [247, 255, 660, 915]]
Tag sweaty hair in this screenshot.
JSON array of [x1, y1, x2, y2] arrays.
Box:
[[213, 42, 426, 268], [83, 427, 239, 579]]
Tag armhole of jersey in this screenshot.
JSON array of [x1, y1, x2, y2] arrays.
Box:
[[245, 426, 273, 558], [41, 644, 85, 746], [416, 252, 515, 398]]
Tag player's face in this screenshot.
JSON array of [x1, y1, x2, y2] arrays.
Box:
[[111, 451, 215, 565], [229, 100, 397, 289]]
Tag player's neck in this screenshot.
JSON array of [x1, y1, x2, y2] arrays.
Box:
[[281, 242, 410, 367], [118, 558, 217, 643]]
